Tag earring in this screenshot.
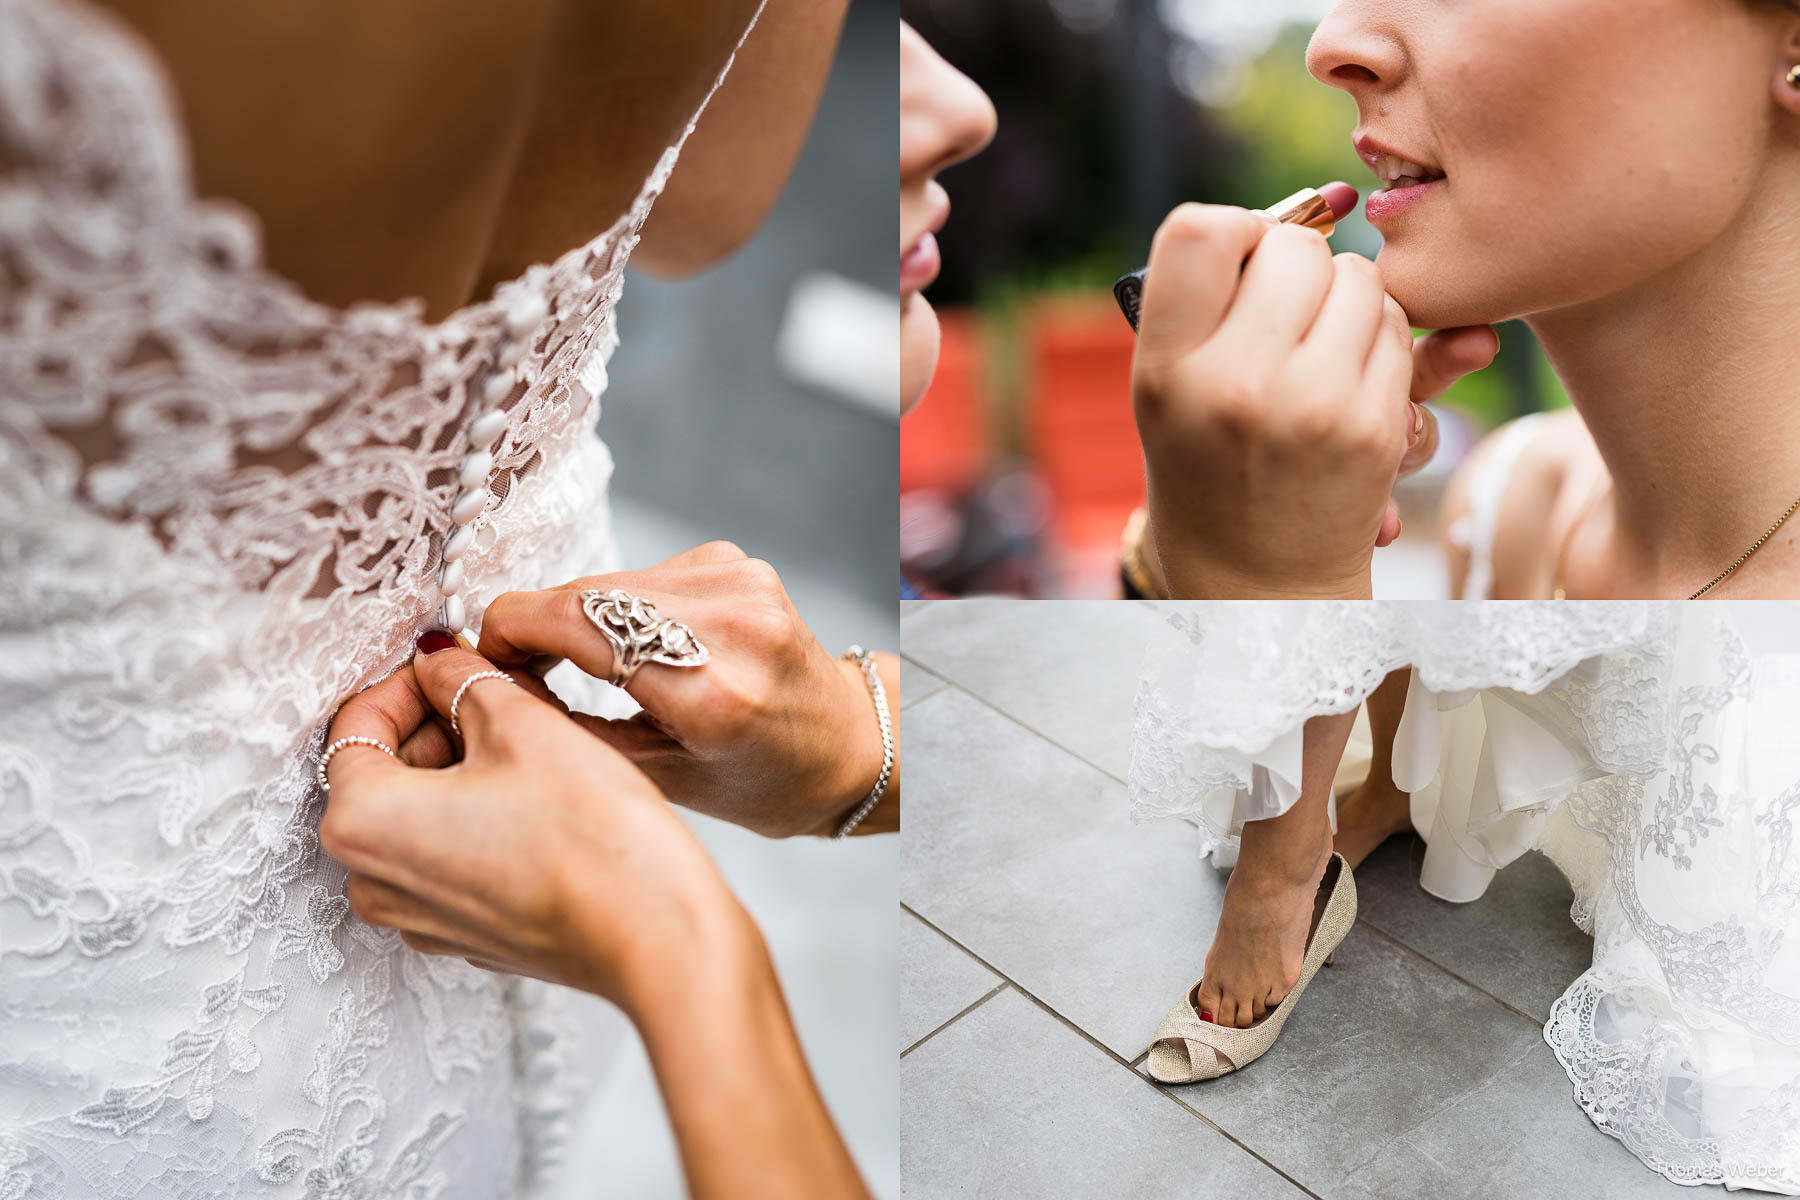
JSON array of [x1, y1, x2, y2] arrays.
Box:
[[1789, 64, 1800, 88]]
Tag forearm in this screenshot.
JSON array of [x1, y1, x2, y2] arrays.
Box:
[[627, 910, 869, 1200]]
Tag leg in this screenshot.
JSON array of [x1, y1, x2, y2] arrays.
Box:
[[1192, 707, 1351, 1032], [1333, 668, 1415, 870]]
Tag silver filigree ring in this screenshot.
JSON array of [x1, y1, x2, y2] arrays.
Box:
[[579, 588, 710, 689]]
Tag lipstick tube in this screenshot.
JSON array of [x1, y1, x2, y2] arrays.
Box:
[[1113, 186, 1349, 333]]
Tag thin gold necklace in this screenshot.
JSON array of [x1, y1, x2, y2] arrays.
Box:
[[1552, 479, 1800, 599]]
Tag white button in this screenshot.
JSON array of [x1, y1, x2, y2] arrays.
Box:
[[504, 291, 550, 335], [481, 370, 514, 407], [450, 488, 486, 524], [442, 524, 475, 562], [440, 561, 464, 597], [468, 409, 508, 450], [458, 450, 493, 488], [443, 595, 466, 633], [495, 334, 528, 368]]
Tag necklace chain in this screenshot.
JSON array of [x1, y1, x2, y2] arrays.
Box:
[[1553, 479, 1800, 600]]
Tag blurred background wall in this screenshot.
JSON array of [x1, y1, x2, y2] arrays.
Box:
[[558, 3, 899, 1195], [900, 0, 1571, 598]]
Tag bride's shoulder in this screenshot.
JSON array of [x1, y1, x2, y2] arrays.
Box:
[[1439, 407, 1600, 599]]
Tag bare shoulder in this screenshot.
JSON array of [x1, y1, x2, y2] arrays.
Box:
[[1439, 408, 1598, 599]]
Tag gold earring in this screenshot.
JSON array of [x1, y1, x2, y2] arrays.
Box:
[[1789, 64, 1800, 88]]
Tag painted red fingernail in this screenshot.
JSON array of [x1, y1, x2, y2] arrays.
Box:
[[1200, 1010, 1215, 1023], [416, 629, 456, 655]]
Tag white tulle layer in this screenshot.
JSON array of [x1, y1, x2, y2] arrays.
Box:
[[1129, 602, 1800, 1194]]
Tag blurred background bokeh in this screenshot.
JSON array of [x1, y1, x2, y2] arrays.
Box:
[[900, 0, 1571, 598], [554, 3, 898, 1195]]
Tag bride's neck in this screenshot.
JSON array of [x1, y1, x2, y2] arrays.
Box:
[[1525, 173, 1800, 589]]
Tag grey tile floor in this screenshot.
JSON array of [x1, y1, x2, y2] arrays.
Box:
[[899, 599, 1722, 1200]]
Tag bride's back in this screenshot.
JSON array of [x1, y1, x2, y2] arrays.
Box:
[[94, 0, 761, 319], [0, 0, 765, 1193]]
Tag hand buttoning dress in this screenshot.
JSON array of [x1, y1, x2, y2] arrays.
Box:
[[0, 0, 763, 1193]]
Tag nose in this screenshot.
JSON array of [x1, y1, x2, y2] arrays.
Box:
[[901, 26, 997, 183], [1305, 3, 1403, 96]]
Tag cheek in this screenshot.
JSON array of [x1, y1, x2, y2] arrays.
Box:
[[901, 292, 941, 416], [1376, 0, 1760, 328]]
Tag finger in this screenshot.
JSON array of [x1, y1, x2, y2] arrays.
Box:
[[324, 666, 432, 792], [408, 641, 554, 759], [397, 718, 457, 769], [652, 540, 749, 569], [569, 712, 686, 761], [1136, 203, 1274, 361], [1367, 298, 1418, 454], [476, 586, 714, 718], [1374, 499, 1403, 547], [1302, 252, 1387, 368], [1410, 325, 1500, 406], [1213, 221, 1336, 351], [1399, 402, 1441, 477]]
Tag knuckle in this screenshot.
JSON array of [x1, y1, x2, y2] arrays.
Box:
[[731, 556, 784, 599], [694, 539, 747, 562], [344, 876, 388, 927]]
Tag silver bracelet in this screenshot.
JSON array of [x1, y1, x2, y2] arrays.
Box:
[[834, 646, 894, 838]]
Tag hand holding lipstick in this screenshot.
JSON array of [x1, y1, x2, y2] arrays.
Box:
[[1128, 199, 1495, 599]]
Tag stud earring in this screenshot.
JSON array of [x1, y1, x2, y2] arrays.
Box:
[[1789, 64, 1800, 88]]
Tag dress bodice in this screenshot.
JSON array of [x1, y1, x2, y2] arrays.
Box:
[[0, 0, 761, 1193]]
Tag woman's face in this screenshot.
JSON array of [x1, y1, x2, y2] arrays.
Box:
[[900, 22, 996, 415], [1306, 0, 1798, 330]]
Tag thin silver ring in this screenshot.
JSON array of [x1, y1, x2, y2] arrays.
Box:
[[317, 736, 397, 791], [450, 670, 515, 738], [578, 588, 710, 689]]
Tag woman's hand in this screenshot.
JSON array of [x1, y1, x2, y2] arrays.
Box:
[[1130, 203, 1494, 599], [320, 647, 751, 1014], [321, 646, 872, 1200], [476, 541, 899, 839]]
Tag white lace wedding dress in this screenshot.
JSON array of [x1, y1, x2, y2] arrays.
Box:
[[1130, 602, 1800, 1194], [0, 0, 761, 1194]]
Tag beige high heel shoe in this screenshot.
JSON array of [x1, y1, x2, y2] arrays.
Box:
[[1145, 850, 1357, 1084]]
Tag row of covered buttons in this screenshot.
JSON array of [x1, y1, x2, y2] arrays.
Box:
[[439, 290, 549, 634]]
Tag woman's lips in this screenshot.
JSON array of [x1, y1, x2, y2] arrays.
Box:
[[901, 231, 941, 294], [1364, 177, 1445, 224]]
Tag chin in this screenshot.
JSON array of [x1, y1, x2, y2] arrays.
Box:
[[900, 291, 941, 416], [1373, 241, 1536, 331]]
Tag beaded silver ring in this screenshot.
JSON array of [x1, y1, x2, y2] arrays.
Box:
[[317, 736, 397, 791], [449, 669, 516, 738]]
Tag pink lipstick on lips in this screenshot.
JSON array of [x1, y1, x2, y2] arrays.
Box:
[[1356, 134, 1446, 225], [1113, 182, 1361, 332]]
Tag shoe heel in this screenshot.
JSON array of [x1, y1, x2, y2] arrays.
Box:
[[1324, 951, 1336, 968]]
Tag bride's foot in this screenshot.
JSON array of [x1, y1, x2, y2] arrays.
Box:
[[1332, 775, 1413, 871], [1192, 830, 1333, 1034]]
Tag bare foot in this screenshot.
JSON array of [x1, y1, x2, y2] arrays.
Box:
[[1192, 829, 1333, 1037], [1332, 775, 1413, 871]]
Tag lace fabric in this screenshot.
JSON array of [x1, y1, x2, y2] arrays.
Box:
[[0, 0, 763, 1194], [1129, 602, 1800, 1194]]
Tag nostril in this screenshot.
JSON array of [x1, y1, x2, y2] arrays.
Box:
[[1331, 63, 1381, 85]]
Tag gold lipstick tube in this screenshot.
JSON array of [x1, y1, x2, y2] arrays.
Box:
[[1113, 186, 1342, 332]]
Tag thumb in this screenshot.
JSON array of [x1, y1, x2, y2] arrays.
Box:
[[410, 631, 547, 754], [1409, 325, 1499, 406]]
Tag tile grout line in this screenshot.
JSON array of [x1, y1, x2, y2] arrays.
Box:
[[908, 677, 1130, 788], [900, 981, 1009, 1060], [900, 904, 1325, 1200], [1354, 920, 1546, 1030], [914, 672, 1552, 1031]]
